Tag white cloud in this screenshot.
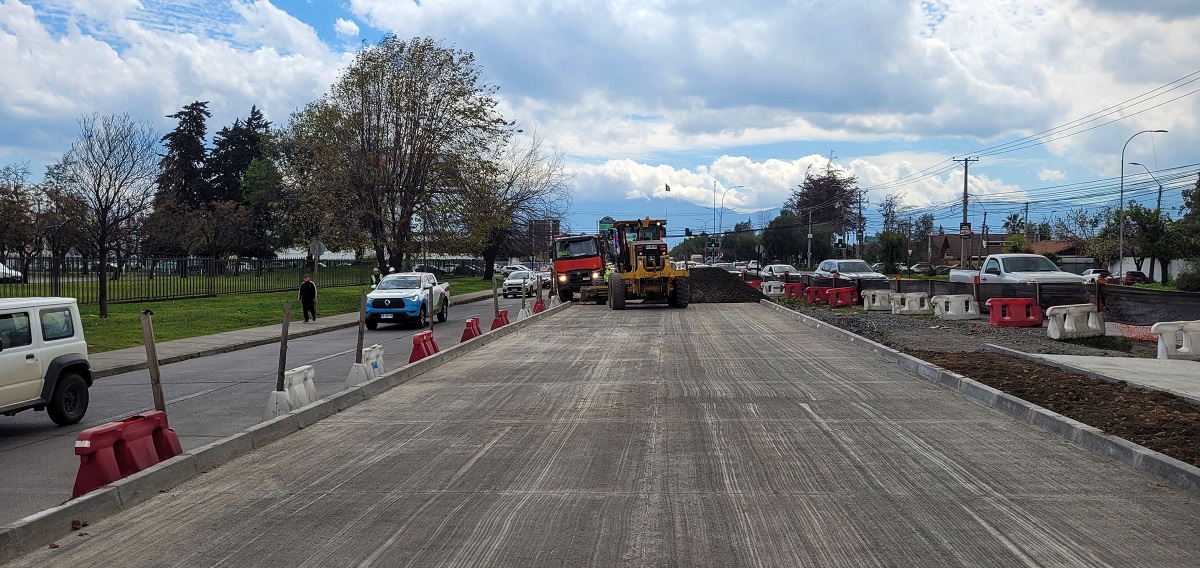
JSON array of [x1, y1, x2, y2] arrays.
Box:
[[333, 17, 358, 37], [1038, 168, 1067, 181]]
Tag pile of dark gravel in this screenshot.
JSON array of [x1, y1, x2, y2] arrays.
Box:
[[689, 267, 767, 303]]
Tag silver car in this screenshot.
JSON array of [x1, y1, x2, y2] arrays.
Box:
[[502, 271, 538, 298], [814, 259, 888, 282]]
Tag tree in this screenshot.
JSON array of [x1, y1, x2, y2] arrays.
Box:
[[207, 105, 271, 204], [156, 101, 211, 208], [1004, 235, 1032, 253], [782, 165, 860, 264], [877, 231, 907, 272], [1051, 206, 1114, 266], [1002, 213, 1023, 234], [0, 163, 36, 274], [297, 35, 507, 271], [56, 113, 159, 317], [762, 210, 806, 265], [720, 220, 760, 262], [456, 131, 571, 280], [877, 194, 902, 233]]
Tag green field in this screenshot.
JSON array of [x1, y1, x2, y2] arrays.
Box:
[[78, 276, 496, 353]]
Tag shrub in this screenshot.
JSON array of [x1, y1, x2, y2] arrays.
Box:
[[1175, 260, 1200, 292]]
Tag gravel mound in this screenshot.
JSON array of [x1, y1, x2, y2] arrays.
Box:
[[689, 267, 767, 303]]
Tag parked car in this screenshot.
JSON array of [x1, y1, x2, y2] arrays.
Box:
[[933, 265, 956, 276], [814, 259, 888, 282], [0, 297, 93, 425], [538, 270, 552, 288], [761, 264, 803, 280], [870, 262, 884, 273], [1080, 269, 1111, 283], [412, 264, 445, 276], [1111, 270, 1151, 285], [0, 263, 22, 283], [502, 270, 538, 297], [500, 264, 533, 276], [907, 262, 936, 276]]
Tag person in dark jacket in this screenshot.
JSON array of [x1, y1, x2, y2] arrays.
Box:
[[299, 274, 317, 322]]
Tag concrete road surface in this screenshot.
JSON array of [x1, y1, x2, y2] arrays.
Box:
[[5, 303, 1198, 567]]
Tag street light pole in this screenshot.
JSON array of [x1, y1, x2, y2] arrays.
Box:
[[1119, 129, 1167, 273], [718, 186, 742, 236], [1128, 162, 1165, 214]]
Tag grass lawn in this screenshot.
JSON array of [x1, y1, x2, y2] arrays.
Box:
[[80, 276, 497, 353]]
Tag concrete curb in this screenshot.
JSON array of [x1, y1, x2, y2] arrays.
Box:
[[93, 292, 498, 378], [982, 343, 1200, 406], [760, 300, 1200, 496], [0, 299, 574, 564]]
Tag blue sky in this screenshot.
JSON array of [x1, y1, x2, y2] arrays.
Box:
[[2, 0, 1199, 245]]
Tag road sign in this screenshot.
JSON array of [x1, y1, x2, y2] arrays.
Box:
[[754, 244, 764, 254], [598, 216, 615, 233], [959, 222, 972, 239]]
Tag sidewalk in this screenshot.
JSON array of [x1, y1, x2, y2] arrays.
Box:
[[89, 290, 498, 378], [985, 344, 1200, 404]]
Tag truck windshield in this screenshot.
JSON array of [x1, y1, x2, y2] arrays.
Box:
[[1002, 256, 1059, 272], [555, 239, 597, 258], [379, 276, 421, 289]]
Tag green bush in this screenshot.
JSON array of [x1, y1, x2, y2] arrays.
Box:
[[1175, 260, 1200, 292]]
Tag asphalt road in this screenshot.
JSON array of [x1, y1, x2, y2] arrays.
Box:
[[4, 302, 1198, 567], [0, 294, 538, 526]]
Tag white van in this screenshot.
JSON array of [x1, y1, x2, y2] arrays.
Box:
[[0, 298, 93, 425]]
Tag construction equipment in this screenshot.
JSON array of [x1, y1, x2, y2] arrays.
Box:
[[551, 234, 608, 302], [607, 217, 690, 309]]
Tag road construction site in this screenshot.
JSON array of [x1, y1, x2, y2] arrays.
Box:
[[3, 300, 1198, 567]]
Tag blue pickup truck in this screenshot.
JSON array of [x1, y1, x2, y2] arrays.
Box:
[[365, 272, 450, 329]]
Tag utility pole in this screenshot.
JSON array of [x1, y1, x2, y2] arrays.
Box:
[[807, 209, 813, 269], [1024, 202, 1031, 242], [954, 157, 978, 268]]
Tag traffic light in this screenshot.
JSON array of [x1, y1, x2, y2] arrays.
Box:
[[835, 240, 846, 249], [685, 228, 692, 236], [706, 238, 719, 248]]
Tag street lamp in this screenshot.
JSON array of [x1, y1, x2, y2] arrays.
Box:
[[718, 186, 742, 236], [1119, 129, 1167, 272], [1128, 162, 1165, 214]]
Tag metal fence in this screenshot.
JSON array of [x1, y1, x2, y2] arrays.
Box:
[[0, 256, 374, 304]]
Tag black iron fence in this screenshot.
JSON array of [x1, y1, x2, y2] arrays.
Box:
[[0, 255, 373, 304]]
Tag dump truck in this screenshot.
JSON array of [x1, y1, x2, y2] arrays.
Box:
[[607, 217, 690, 309], [551, 234, 607, 302]]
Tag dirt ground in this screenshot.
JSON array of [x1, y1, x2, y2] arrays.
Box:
[[766, 296, 1200, 469]]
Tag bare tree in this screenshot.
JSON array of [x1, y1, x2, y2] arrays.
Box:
[[56, 113, 159, 317], [0, 163, 36, 276], [453, 131, 571, 279]]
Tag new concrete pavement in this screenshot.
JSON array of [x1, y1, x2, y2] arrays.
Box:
[[4, 302, 1197, 567]]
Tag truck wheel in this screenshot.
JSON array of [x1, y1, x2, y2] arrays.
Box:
[[366, 320, 378, 330], [47, 372, 88, 426], [559, 288, 572, 302], [610, 274, 625, 310], [437, 299, 448, 322], [673, 277, 690, 308], [416, 305, 428, 328]]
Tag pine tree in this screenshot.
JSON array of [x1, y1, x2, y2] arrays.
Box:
[[156, 101, 210, 207], [207, 105, 271, 204]]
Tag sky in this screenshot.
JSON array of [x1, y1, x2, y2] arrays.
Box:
[[2, 0, 1199, 247]]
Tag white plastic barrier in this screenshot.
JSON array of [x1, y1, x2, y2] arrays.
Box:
[[890, 292, 932, 315], [363, 344, 385, 379], [515, 307, 534, 321], [549, 296, 562, 308], [284, 364, 318, 409], [760, 281, 784, 297], [1045, 304, 1105, 340], [930, 294, 981, 321], [1150, 320, 1200, 360], [862, 289, 892, 312]]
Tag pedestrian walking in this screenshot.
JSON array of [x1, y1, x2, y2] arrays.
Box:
[[299, 274, 317, 322]]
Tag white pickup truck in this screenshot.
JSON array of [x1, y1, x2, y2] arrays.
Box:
[[364, 272, 450, 329], [949, 254, 1085, 285]]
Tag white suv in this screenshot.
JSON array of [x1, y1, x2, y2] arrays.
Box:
[[0, 297, 93, 425]]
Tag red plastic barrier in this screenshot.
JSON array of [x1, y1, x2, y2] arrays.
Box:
[[409, 331, 434, 363], [745, 280, 762, 289], [827, 286, 857, 308], [424, 330, 440, 354], [805, 286, 831, 304], [72, 411, 182, 498], [73, 422, 125, 498], [783, 282, 807, 298], [533, 298, 546, 313], [460, 316, 482, 343], [490, 309, 509, 330], [985, 297, 1043, 327]]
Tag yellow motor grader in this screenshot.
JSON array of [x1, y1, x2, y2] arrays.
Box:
[[606, 217, 690, 309]]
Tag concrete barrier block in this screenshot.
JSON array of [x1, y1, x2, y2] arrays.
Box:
[[188, 433, 254, 472], [330, 387, 365, 411], [1072, 426, 1139, 468], [247, 413, 300, 449], [1136, 451, 1200, 492], [5, 486, 123, 559], [115, 454, 199, 505], [293, 398, 338, 428]]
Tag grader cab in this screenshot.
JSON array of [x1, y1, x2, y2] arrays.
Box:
[[607, 217, 690, 309]]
